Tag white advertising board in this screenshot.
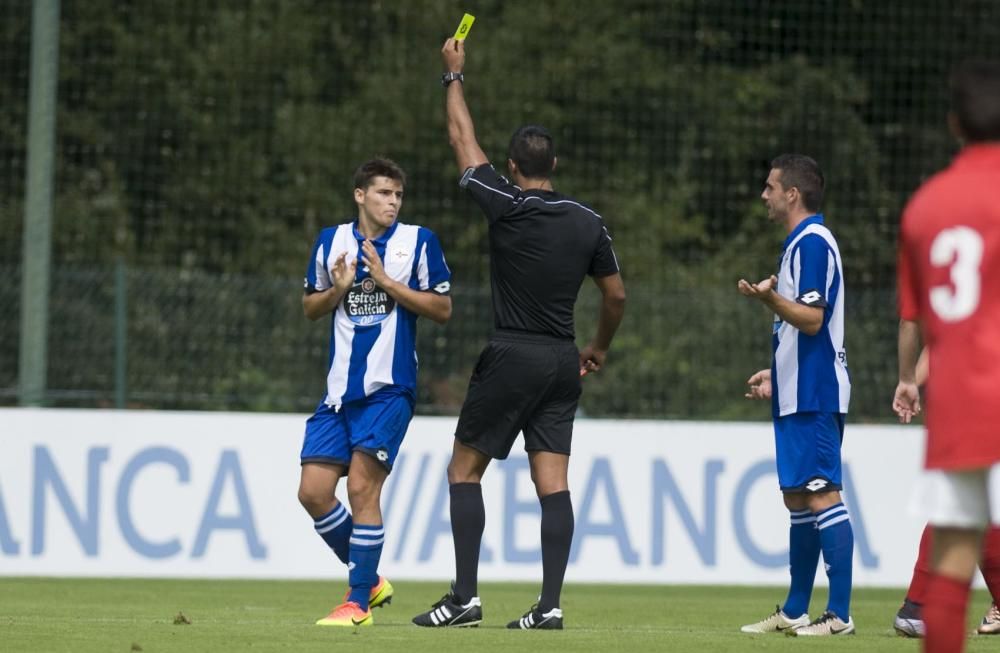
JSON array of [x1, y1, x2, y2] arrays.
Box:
[[0, 409, 927, 586]]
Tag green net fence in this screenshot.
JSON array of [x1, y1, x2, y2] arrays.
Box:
[[1, 1, 998, 418]]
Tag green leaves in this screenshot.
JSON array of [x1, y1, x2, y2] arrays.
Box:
[[2, 1, 998, 415]]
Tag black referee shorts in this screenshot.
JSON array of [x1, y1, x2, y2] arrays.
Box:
[[455, 330, 582, 460]]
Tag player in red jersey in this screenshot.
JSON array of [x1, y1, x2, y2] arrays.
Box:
[[893, 349, 1000, 637], [894, 60, 1000, 653]]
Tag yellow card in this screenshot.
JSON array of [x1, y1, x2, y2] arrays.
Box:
[[454, 13, 475, 40]]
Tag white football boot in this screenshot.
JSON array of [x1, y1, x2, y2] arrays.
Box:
[[788, 610, 855, 636], [740, 605, 810, 633]]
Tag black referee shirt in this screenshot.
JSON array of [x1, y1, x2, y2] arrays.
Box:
[[460, 163, 620, 340]]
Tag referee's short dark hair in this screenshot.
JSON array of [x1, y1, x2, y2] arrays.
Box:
[[508, 125, 555, 179], [771, 154, 824, 213], [353, 157, 406, 191], [950, 60, 1000, 143]]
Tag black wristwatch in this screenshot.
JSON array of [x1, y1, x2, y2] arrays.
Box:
[[441, 72, 464, 87]]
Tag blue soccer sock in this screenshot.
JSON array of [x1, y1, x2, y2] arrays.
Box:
[[348, 524, 384, 611], [313, 502, 352, 565], [816, 502, 854, 621], [782, 508, 820, 619]]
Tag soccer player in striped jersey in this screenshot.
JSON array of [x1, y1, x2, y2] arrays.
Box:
[[297, 158, 452, 627], [738, 154, 855, 637]]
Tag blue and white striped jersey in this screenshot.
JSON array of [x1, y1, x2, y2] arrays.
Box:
[[304, 220, 451, 408], [771, 214, 850, 417]]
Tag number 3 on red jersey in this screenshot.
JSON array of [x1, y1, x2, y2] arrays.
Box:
[[930, 226, 984, 322]]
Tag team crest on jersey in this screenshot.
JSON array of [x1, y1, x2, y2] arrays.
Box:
[[344, 277, 395, 326]]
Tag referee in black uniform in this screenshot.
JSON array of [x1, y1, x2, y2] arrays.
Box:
[[413, 37, 626, 631]]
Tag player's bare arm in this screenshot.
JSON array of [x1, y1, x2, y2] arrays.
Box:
[[360, 239, 452, 324], [441, 38, 488, 173], [303, 252, 356, 321], [745, 368, 771, 400], [914, 348, 929, 386], [893, 318, 922, 423], [737, 275, 823, 335], [580, 272, 626, 376]]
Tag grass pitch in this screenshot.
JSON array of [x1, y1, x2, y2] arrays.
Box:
[[1, 578, 995, 652]]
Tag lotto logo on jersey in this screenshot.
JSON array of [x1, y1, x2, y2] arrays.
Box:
[[344, 278, 395, 326], [797, 290, 825, 306]]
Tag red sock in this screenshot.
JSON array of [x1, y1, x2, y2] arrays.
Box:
[[907, 525, 933, 604], [980, 526, 1000, 602], [923, 573, 971, 653]]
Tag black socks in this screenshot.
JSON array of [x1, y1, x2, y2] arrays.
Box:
[[539, 490, 574, 613], [450, 482, 485, 603]]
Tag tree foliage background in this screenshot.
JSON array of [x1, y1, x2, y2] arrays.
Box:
[[1, 0, 998, 418]]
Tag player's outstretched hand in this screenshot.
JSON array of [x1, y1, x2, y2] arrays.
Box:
[[892, 381, 921, 424], [737, 275, 778, 300], [442, 37, 465, 72], [579, 343, 606, 377], [745, 368, 771, 400]]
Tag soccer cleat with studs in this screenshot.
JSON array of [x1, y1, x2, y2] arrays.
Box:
[[507, 605, 563, 630], [412, 586, 482, 628], [787, 610, 855, 636], [893, 598, 924, 638], [979, 602, 1000, 634], [740, 605, 810, 633], [316, 601, 373, 627]]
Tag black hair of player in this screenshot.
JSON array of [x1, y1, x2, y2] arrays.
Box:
[[354, 157, 406, 191], [771, 153, 824, 213], [950, 60, 1000, 143]]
